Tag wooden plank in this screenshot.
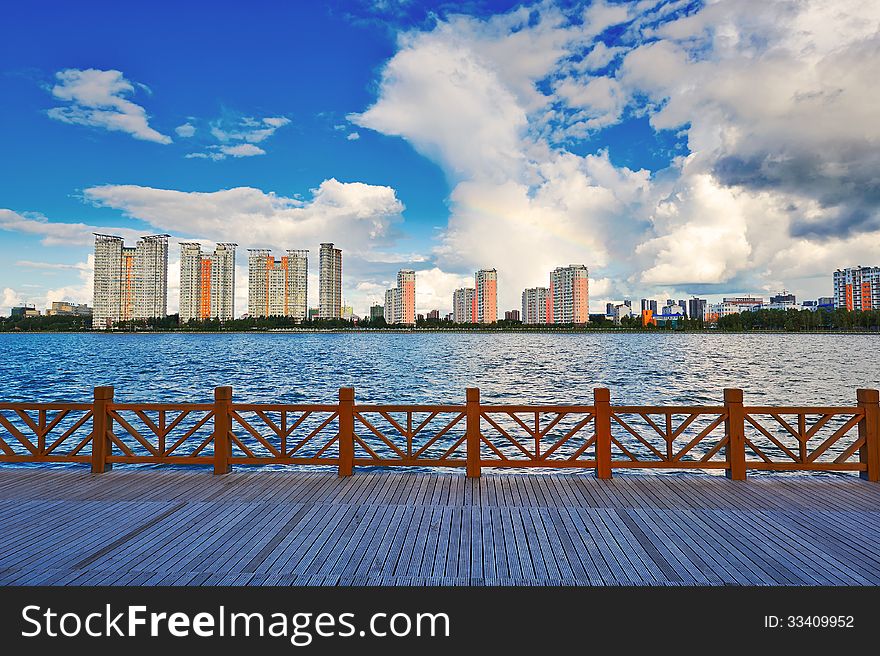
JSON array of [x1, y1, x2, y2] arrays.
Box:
[[2, 469, 880, 587]]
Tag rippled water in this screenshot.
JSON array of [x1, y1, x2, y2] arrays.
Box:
[[1, 332, 876, 405], [1, 332, 877, 477]]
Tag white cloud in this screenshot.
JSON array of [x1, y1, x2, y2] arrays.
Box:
[[175, 122, 196, 137], [347, 132, 360, 141], [3, 176, 409, 318], [574, 42, 626, 72], [1, 287, 24, 315], [350, 25, 529, 183], [187, 115, 290, 160], [414, 268, 472, 314], [16, 260, 89, 271], [220, 143, 266, 157], [0, 209, 144, 246], [210, 116, 290, 143], [47, 69, 172, 144], [350, 0, 880, 310], [82, 179, 403, 255], [351, 7, 652, 311]]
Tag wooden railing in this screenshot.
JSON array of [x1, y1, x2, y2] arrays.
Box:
[[0, 386, 877, 482]]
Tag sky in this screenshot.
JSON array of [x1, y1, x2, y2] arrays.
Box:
[[1, 0, 878, 318]]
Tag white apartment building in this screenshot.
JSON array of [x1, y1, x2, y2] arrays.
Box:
[[452, 287, 476, 323], [247, 249, 308, 320], [384, 288, 397, 324], [549, 265, 589, 324], [92, 234, 169, 329], [521, 287, 549, 324], [834, 266, 880, 311], [319, 242, 342, 319], [179, 243, 236, 323]]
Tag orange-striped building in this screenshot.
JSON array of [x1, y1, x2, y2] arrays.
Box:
[[246, 249, 307, 320], [179, 243, 237, 323], [92, 234, 169, 329], [834, 266, 880, 311]]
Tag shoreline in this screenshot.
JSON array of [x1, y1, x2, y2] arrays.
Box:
[[2, 328, 879, 336]]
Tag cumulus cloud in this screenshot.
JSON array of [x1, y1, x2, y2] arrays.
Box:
[[47, 68, 172, 144], [351, 0, 880, 308], [3, 176, 409, 316], [0, 209, 144, 246], [414, 268, 473, 315], [347, 132, 360, 141], [82, 179, 403, 252], [1, 287, 24, 315], [81, 179, 406, 313]]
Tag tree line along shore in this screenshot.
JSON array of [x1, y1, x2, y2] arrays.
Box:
[[2, 308, 880, 333]]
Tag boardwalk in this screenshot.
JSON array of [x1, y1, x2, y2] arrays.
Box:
[[1, 468, 879, 586]]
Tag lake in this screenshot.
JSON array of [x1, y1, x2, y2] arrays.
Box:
[[0, 332, 876, 406], [1, 332, 877, 477]]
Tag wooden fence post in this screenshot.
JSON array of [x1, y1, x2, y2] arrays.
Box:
[[594, 388, 612, 480], [857, 388, 879, 482], [91, 386, 114, 474], [724, 388, 746, 480], [466, 388, 481, 478], [338, 387, 355, 477], [213, 386, 232, 475]]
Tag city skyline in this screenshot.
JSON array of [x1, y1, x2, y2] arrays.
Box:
[[2, 2, 879, 318], [82, 233, 859, 326]]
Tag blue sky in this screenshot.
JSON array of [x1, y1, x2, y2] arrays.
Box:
[[2, 0, 878, 316]]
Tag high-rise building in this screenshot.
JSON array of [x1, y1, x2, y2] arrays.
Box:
[[605, 302, 615, 316], [688, 298, 707, 322], [427, 310, 440, 320], [319, 243, 342, 319], [453, 287, 476, 323], [474, 269, 497, 324], [504, 309, 520, 322], [640, 298, 658, 314], [92, 234, 168, 329], [370, 304, 384, 320], [677, 299, 688, 318], [834, 267, 880, 311], [384, 288, 397, 324], [179, 243, 236, 323], [550, 265, 589, 324], [522, 287, 550, 324], [247, 249, 308, 320], [393, 269, 416, 325], [383, 270, 415, 325]]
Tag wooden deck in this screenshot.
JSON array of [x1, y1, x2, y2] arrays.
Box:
[[1, 468, 879, 586]]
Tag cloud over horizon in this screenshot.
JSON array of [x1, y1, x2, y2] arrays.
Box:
[[351, 0, 880, 309]]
